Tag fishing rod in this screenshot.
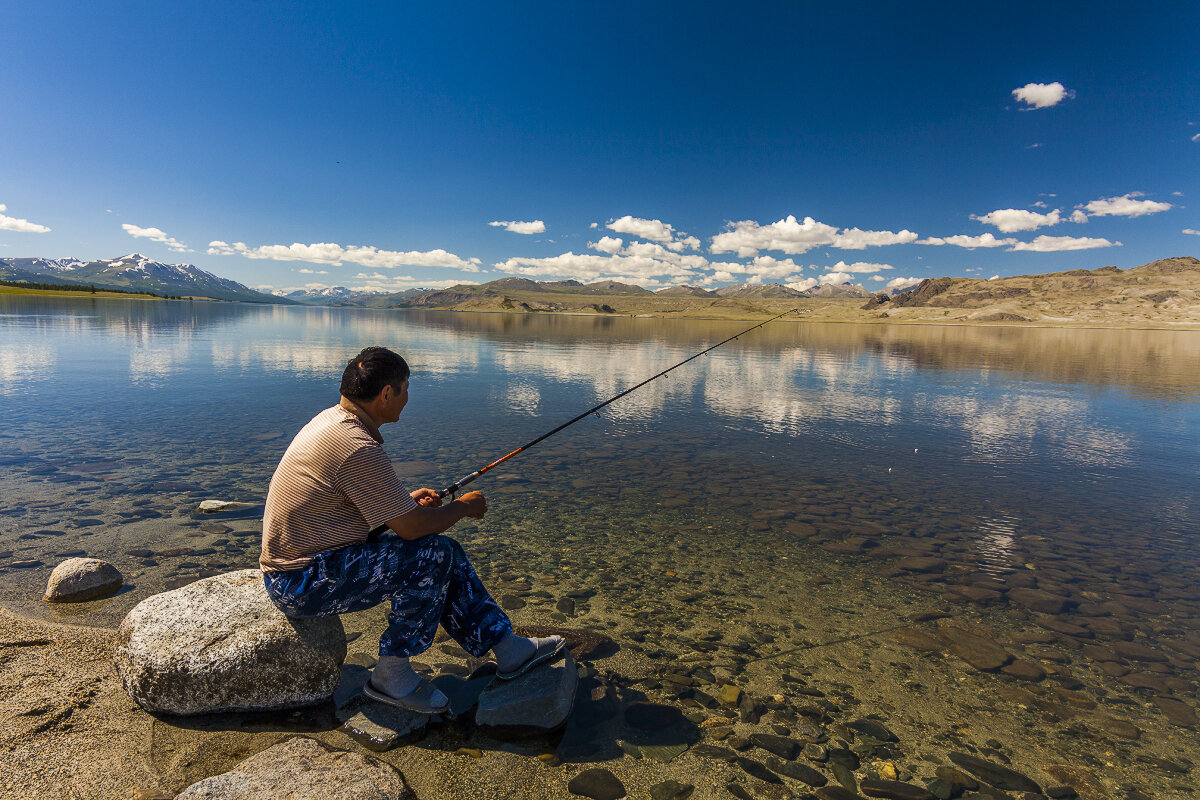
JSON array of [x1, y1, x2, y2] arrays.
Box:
[[433, 307, 799, 500]]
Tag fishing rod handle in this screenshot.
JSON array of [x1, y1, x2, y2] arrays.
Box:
[[437, 469, 482, 499]]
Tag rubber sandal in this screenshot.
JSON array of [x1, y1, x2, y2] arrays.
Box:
[[363, 678, 450, 714], [496, 636, 568, 681]]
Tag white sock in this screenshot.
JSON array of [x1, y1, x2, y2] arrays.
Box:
[[492, 633, 556, 672], [370, 655, 423, 698]]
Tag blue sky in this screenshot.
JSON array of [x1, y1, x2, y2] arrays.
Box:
[[2, 2, 1197, 294]]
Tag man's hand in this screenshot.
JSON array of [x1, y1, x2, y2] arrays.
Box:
[[411, 488, 442, 507], [456, 491, 487, 519]]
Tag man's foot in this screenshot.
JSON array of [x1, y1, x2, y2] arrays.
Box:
[[363, 678, 450, 714], [495, 635, 567, 680]]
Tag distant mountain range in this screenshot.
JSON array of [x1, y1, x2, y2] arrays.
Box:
[[0, 253, 289, 303]]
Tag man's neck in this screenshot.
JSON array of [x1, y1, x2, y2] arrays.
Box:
[[339, 396, 383, 442]]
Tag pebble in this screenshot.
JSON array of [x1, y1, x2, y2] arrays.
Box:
[[649, 780, 694, 800], [948, 753, 1041, 793], [749, 732, 801, 760], [736, 756, 783, 784], [859, 777, 934, 800], [765, 756, 828, 786], [567, 768, 626, 800]]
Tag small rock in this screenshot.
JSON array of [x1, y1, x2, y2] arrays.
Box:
[[750, 732, 801, 760], [766, 756, 828, 786], [476, 650, 578, 733], [567, 768, 626, 800], [860, 777, 935, 800], [43, 557, 123, 602], [174, 736, 410, 799], [557, 597, 576, 615], [948, 753, 1041, 793], [736, 756, 783, 784], [625, 702, 686, 731], [337, 694, 432, 751], [649, 780, 694, 800], [1007, 588, 1073, 614], [1151, 695, 1198, 728], [848, 718, 898, 742], [719, 684, 743, 706], [197, 499, 257, 514], [1000, 660, 1046, 682]]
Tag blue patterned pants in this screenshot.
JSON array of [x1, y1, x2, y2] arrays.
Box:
[[263, 534, 512, 658]]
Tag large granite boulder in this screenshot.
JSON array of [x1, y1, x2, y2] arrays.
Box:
[[115, 569, 346, 715], [174, 736, 412, 799], [43, 557, 123, 602]]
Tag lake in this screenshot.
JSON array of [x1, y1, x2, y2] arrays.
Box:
[[3, 295, 1200, 793]]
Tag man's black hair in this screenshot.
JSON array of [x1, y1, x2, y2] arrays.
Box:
[[340, 347, 410, 401]]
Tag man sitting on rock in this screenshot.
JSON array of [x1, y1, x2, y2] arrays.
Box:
[[260, 346, 564, 713]]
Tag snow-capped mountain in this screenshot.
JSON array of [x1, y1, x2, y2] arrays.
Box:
[[0, 253, 289, 303]]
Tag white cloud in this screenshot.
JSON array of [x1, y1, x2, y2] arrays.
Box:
[[1183, 229, 1200, 236], [122, 223, 189, 252], [971, 208, 1062, 232], [207, 240, 481, 271], [1082, 192, 1173, 218], [917, 233, 1018, 249], [711, 215, 913, 257], [606, 216, 698, 251], [825, 260, 894, 274], [489, 220, 546, 234], [589, 236, 624, 254], [1009, 235, 1120, 252], [885, 277, 922, 291], [833, 227, 918, 249], [819, 271, 856, 285], [0, 204, 51, 233], [1192, 133, 1200, 143], [494, 251, 701, 283], [1012, 82, 1071, 109], [298, 268, 328, 275], [745, 255, 804, 280], [988, 275, 1000, 280], [1070, 209, 1088, 224]]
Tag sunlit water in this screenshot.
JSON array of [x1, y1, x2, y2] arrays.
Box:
[[3, 296, 1200, 793]]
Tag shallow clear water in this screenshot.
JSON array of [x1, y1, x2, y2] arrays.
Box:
[[3, 296, 1200, 793]]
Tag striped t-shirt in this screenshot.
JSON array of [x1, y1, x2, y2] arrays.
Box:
[[260, 402, 418, 572]]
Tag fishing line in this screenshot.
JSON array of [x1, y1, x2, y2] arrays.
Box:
[[432, 308, 799, 500]]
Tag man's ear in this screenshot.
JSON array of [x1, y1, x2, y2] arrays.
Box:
[[377, 383, 393, 403]]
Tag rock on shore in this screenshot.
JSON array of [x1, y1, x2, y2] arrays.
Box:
[[115, 570, 346, 715], [174, 736, 412, 799], [43, 557, 123, 602]]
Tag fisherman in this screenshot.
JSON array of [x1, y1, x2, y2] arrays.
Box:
[[259, 346, 564, 713]]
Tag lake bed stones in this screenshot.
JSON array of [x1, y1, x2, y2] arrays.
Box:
[[43, 557, 123, 602], [948, 752, 1041, 793], [174, 736, 411, 799], [115, 569, 346, 715], [337, 694, 433, 751], [567, 768, 626, 800]]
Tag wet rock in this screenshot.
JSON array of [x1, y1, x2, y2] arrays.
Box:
[[1007, 588, 1073, 614], [751, 732, 801, 759], [848, 718, 898, 742], [896, 557, 947, 573], [43, 557, 122, 602], [337, 694, 432, 751], [557, 597, 576, 615], [475, 649, 577, 733], [719, 684, 744, 706], [625, 701, 686, 731], [1090, 715, 1141, 740], [860, 778, 935, 800], [816, 785, 865, 799], [1151, 695, 1198, 728], [10, 560, 44, 569], [948, 753, 1041, 793], [766, 755, 828, 786], [1110, 641, 1166, 662], [692, 743, 738, 761], [196, 500, 258, 514], [1043, 765, 1106, 799], [567, 768, 626, 800], [174, 736, 411, 799], [736, 756, 783, 783], [934, 767, 978, 791], [650, 780, 695, 800], [888, 628, 945, 652], [999, 660, 1046, 682], [115, 570, 345, 715], [500, 595, 527, 610], [941, 630, 1013, 672]]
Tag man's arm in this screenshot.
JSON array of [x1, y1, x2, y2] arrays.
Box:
[[385, 490, 487, 540]]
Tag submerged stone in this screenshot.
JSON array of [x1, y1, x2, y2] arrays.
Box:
[[337, 694, 432, 752], [948, 752, 1041, 793], [475, 649, 577, 733]]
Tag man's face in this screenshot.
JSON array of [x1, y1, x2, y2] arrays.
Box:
[[381, 379, 409, 423]]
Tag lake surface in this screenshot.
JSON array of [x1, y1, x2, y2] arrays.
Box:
[[3, 296, 1200, 794]]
